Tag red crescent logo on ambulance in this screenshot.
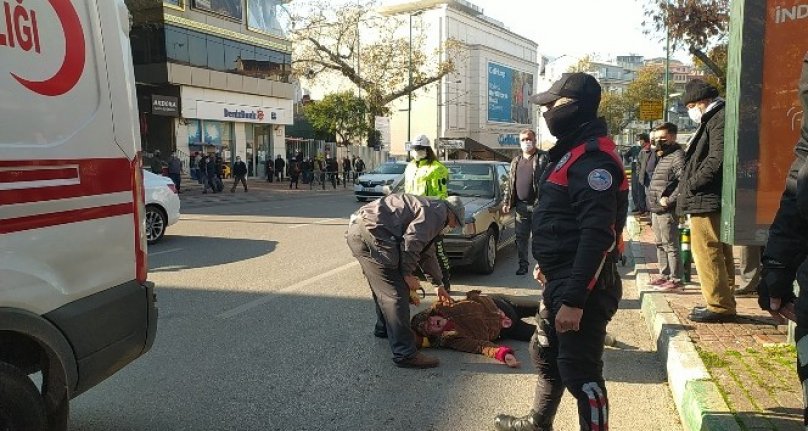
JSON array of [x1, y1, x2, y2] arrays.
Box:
[[10, 0, 85, 96]]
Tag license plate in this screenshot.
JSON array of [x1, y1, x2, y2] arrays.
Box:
[[363, 187, 375, 192]]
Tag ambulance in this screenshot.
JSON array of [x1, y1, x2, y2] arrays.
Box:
[[0, 0, 157, 429]]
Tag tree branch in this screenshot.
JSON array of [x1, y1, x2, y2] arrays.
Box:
[[689, 45, 725, 84]]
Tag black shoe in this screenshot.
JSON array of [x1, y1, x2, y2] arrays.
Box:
[[688, 307, 736, 323], [373, 329, 387, 338], [494, 410, 547, 431], [516, 265, 529, 276]]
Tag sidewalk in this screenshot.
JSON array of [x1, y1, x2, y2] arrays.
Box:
[[176, 175, 354, 208], [628, 214, 803, 431]]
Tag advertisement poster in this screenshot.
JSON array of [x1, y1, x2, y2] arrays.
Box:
[[755, 0, 807, 224], [204, 121, 223, 146], [187, 120, 202, 146], [247, 0, 286, 36], [193, 0, 242, 21], [487, 62, 534, 125]]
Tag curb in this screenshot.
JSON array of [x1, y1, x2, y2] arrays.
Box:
[[627, 217, 742, 431]]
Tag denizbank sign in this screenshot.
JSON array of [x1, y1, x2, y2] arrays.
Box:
[[193, 100, 291, 124]]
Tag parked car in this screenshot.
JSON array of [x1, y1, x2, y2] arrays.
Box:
[[143, 170, 181, 244], [354, 162, 407, 202], [385, 160, 515, 274]]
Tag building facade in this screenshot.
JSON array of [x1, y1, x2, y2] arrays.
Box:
[[129, 0, 295, 178], [380, 0, 539, 159]]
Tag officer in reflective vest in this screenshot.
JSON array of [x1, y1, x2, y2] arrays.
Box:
[[404, 134, 452, 289], [495, 72, 628, 431]]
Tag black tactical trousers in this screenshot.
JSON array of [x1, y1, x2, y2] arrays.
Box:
[[792, 260, 808, 426], [529, 261, 622, 431], [434, 237, 451, 289]]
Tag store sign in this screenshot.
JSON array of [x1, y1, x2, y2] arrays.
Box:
[[152, 95, 179, 117], [195, 101, 288, 124], [488, 62, 534, 125]]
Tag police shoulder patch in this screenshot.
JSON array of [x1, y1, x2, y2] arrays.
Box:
[[587, 169, 613, 191], [554, 152, 571, 171]]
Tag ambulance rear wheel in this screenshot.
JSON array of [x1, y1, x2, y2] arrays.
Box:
[[0, 362, 48, 431], [145, 205, 167, 244]]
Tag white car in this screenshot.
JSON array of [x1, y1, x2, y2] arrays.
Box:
[[143, 170, 181, 244], [354, 162, 407, 202]]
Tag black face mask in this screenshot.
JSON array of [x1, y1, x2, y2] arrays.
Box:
[[543, 101, 585, 138]]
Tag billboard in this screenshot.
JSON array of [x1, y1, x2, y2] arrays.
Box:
[[247, 0, 286, 36], [487, 62, 533, 124], [193, 0, 242, 21], [722, 0, 808, 244]]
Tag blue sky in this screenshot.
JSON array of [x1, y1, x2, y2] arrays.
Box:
[[457, 0, 691, 63]]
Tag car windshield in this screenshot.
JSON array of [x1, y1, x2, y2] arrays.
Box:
[[369, 163, 406, 175], [447, 164, 495, 198]]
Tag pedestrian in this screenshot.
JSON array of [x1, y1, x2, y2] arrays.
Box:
[[354, 157, 365, 180], [678, 78, 735, 323], [410, 290, 536, 367], [167, 152, 183, 193], [231, 156, 248, 192], [631, 134, 651, 215], [195, 152, 203, 184], [502, 129, 548, 275], [646, 122, 685, 292], [275, 154, 286, 182], [150, 150, 163, 175], [302, 157, 313, 184], [326, 155, 339, 189], [265, 158, 274, 183], [203, 155, 218, 194], [350, 155, 358, 183], [404, 134, 452, 290], [757, 52, 807, 426], [342, 156, 352, 187], [190, 151, 199, 181], [494, 72, 628, 431], [288, 157, 300, 189], [346, 193, 462, 368], [736, 245, 763, 295]]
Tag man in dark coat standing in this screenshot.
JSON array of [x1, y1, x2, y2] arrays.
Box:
[[231, 156, 248, 192], [678, 79, 735, 323], [758, 52, 808, 425], [274, 155, 286, 182]]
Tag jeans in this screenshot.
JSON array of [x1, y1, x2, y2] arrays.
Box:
[[529, 262, 621, 430], [231, 175, 247, 192], [515, 201, 534, 268], [652, 212, 681, 282]]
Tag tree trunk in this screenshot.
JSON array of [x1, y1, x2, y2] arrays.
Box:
[[689, 46, 726, 86]]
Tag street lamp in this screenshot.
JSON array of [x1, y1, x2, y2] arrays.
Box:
[[407, 9, 423, 158]]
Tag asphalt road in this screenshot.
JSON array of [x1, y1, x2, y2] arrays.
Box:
[[69, 190, 683, 431]]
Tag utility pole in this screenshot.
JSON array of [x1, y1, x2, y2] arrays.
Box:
[[407, 12, 414, 146], [663, 0, 671, 122]]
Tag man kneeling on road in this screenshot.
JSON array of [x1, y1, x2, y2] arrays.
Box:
[[347, 193, 461, 368]]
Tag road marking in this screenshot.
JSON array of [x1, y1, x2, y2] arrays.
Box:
[[217, 261, 359, 319], [288, 217, 342, 229], [149, 247, 183, 256]]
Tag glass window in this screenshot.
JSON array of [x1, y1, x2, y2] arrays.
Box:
[[188, 33, 207, 68], [447, 164, 495, 198], [207, 35, 225, 71], [224, 40, 241, 72], [164, 0, 182, 7], [247, 0, 286, 36], [193, 0, 243, 21], [166, 26, 190, 64]]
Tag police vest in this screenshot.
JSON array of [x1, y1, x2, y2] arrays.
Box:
[[546, 137, 629, 191], [404, 160, 449, 199]]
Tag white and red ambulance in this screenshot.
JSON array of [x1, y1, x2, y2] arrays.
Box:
[[0, 0, 157, 428]]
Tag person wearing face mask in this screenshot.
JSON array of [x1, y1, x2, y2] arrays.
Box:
[[646, 123, 686, 292], [502, 129, 549, 275], [404, 134, 452, 289], [231, 155, 248, 193], [346, 194, 461, 368], [677, 79, 735, 323], [494, 72, 628, 431]]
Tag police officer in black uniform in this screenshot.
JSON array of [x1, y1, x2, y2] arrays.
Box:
[[494, 72, 628, 431], [757, 52, 808, 425]]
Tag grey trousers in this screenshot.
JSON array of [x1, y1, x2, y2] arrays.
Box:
[[739, 245, 763, 292], [346, 223, 417, 362], [515, 201, 534, 268], [652, 212, 682, 282]]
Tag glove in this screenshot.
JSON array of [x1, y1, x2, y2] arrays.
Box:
[[757, 266, 796, 311]]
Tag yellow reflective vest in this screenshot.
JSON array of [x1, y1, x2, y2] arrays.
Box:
[[404, 159, 449, 200]]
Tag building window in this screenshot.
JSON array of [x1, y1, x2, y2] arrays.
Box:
[[188, 33, 208, 68], [192, 0, 243, 22], [164, 0, 183, 8]]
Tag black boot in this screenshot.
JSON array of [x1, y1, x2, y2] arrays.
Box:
[[493, 410, 549, 431]]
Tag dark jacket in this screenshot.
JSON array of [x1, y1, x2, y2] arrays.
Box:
[[274, 157, 285, 171], [205, 158, 217, 176], [343, 158, 352, 171], [637, 145, 653, 187], [355, 159, 366, 173], [531, 119, 629, 308], [503, 151, 549, 208], [646, 144, 685, 214], [761, 54, 808, 290], [233, 161, 248, 177], [677, 100, 726, 214]]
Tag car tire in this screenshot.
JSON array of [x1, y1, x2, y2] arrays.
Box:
[[145, 205, 167, 245], [0, 362, 48, 431], [475, 228, 498, 275]]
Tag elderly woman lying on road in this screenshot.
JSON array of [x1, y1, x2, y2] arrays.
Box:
[[410, 290, 536, 368]]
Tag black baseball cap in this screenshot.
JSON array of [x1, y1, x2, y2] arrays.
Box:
[[530, 72, 602, 108]]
